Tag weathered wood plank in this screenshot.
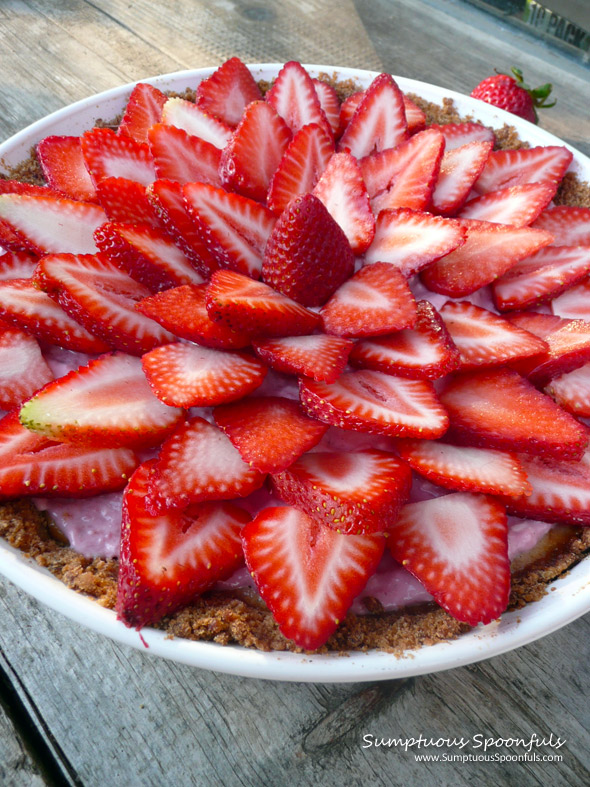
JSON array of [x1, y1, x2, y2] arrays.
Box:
[[0, 702, 46, 787]]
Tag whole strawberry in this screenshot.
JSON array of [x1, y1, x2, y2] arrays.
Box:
[[471, 68, 554, 124]]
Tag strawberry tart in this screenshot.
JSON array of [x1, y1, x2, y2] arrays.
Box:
[[1, 58, 590, 656]]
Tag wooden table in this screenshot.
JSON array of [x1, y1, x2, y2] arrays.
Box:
[[1, 1, 590, 784]]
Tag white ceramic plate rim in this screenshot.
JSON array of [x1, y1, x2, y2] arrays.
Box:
[[1, 64, 589, 683]]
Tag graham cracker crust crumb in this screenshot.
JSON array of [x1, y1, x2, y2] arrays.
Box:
[[554, 172, 590, 207]]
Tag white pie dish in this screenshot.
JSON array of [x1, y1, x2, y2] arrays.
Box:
[[0, 63, 589, 683]]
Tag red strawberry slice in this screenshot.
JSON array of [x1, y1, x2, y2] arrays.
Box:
[[271, 449, 412, 535], [313, 79, 340, 136], [0, 326, 53, 410], [439, 367, 588, 460], [505, 311, 565, 340], [0, 278, 109, 353], [94, 221, 205, 292], [160, 97, 232, 149], [360, 128, 444, 214], [118, 82, 167, 144], [36, 136, 97, 202], [81, 128, 156, 187], [0, 194, 107, 255], [141, 342, 267, 408], [117, 459, 250, 629], [0, 410, 54, 460], [206, 269, 320, 337], [428, 122, 495, 150], [252, 333, 353, 383], [19, 352, 183, 448], [363, 208, 466, 277], [96, 177, 162, 229], [213, 396, 329, 473], [0, 182, 62, 251], [532, 206, 590, 247], [195, 56, 263, 127], [546, 364, 590, 418], [338, 91, 364, 136], [147, 179, 219, 276], [432, 140, 494, 215], [148, 123, 222, 187], [492, 246, 590, 311], [552, 280, 590, 320], [147, 416, 266, 511], [312, 151, 375, 254], [241, 505, 385, 649], [501, 448, 590, 526], [473, 145, 573, 194], [220, 101, 292, 203], [388, 493, 510, 625], [300, 370, 449, 439], [338, 73, 408, 159], [0, 251, 38, 280], [183, 182, 276, 279], [349, 300, 460, 380], [265, 61, 332, 138], [34, 253, 175, 355], [396, 439, 531, 497], [320, 262, 417, 338], [136, 284, 251, 349], [262, 193, 355, 307], [420, 219, 554, 297], [439, 300, 548, 369], [402, 95, 426, 133], [458, 182, 555, 227], [267, 122, 333, 215]]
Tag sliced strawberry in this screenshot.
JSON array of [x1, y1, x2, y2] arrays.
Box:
[[532, 206, 590, 246], [117, 459, 250, 629], [389, 493, 510, 625], [206, 269, 320, 337], [363, 208, 466, 277], [402, 95, 426, 133], [360, 128, 444, 214], [34, 253, 175, 355], [420, 219, 554, 297], [431, 140, 494, 216], [312, 151, 375, 254], [501, 448, 590, 526], [338, 73, 407, 159], [439, 300, 548, 369], [267, 122, 333, 215], [0, 326, 53, 410], [300, 370, 449, 439], [0, 182, 62, 252], [19, 352, 183, 447], [241, 505, 385, 649], [313, 79, 340, 136], [552, 280, 590, 320], [396, 439, 531, 497], [0, 410, 54, 460], [160, 97, 232, 149], [219, 101, 292, 203], [505, 311, 565, 340], [252, 333, 353, 383], [546, 364, 590, 418], [81, 128, 155, 187], [118, 82, 167, 144], [458, 182, 555, 227], [214, 396, 328, 472], [94, 221, 204, 291], [492, 246, 590, 311], [473, 145, 573, 194], [271, 449, 412, 535], [265, 61, 332, 138], [195, 56, 263, 127], [0, 278, 109, 353], [96, 177, 161, 229], [320, 262, 417, 338], [429, 121, 495, 150], [439, 368, 588, 460], [0, 194, 106, 255], [141, 342, 267, 408], [349, 300, 460, 379], [338, 91, 364, 136], [183, 182, 276, 279], [148, 123, 222, 186], [36, 136, 97, 202], [147, 416, 266, 511], [136, 284, 251, 349], [0, 250, 38, 280]]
